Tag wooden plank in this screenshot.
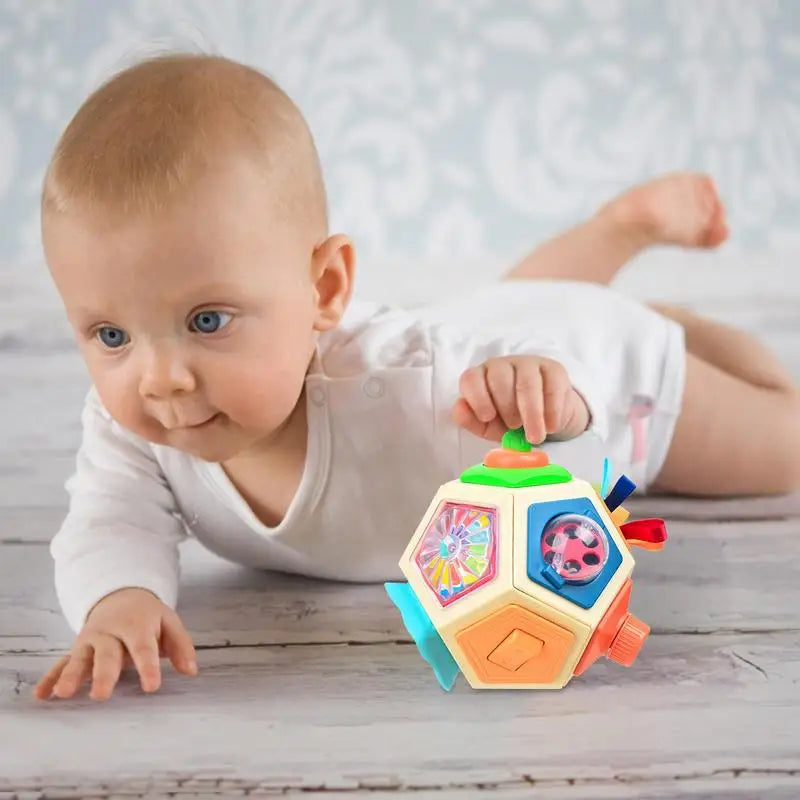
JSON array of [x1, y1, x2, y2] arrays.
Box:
[[626, 492, 800, 522], [0, 506, 68, 542], [5, 488, 799, 544], [2, 510, 799, 654], [0, 352, 86, 511], [4, 464, 798, 544], [0, 352, 83, 510], [0, 453, 78, 510], [0, 351, 87, 455], [0, 775, 798, 799], [1, 631, 798, 792], [350, 780, 800, 800]]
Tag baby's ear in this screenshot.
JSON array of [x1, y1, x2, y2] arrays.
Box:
[[311, 233, 356, 331]]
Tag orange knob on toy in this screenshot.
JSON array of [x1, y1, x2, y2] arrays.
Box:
[[484, 448, 549, 469], [607, 614, 650, 666], [485, 428, 550, 469]]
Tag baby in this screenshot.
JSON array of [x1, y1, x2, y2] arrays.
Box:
[[33, 54, 800, 702]]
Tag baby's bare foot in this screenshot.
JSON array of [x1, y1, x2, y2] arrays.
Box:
[[601, 172, 729, 249]]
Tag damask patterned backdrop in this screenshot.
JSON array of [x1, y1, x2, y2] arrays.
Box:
[[1, 0, 799, 283]]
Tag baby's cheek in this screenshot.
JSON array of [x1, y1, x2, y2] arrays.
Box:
[[221, 363, 301, 428], [95, 381, 164, 442]]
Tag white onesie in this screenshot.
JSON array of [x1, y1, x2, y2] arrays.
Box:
[[50, 280, 685, 633]]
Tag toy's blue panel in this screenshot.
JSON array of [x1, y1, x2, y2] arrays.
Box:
[[526, 498, 622, 609], [384, 582, 460, 691]]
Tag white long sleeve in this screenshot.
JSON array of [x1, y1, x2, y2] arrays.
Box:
[[50, 387, 188, 633]]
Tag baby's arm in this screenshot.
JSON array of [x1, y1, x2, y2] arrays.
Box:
[[51, 388, 187, 631], [37, 388, 195, 699]]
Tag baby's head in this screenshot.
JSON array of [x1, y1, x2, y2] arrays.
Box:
[[42, 53, 354, 462]]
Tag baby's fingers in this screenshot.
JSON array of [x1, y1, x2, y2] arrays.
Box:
[[121, 632, 162, 692], [486, 359, 522, 431], [451, 397, 507, 442], [515, 361, 546, 443], [458, 365, 496, 425], [52, 643, 94, 699], [539, 360, 572, 435], [160, 610, 198, 677], [89, 634, 125, 701], [33, 654, 70, 700]]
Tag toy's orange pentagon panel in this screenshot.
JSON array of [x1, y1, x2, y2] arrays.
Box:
[[456, 604, 574, 685]]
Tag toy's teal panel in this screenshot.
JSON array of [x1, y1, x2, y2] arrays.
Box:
[[413, 501, 499, 607], [384, 582, 460, 691]]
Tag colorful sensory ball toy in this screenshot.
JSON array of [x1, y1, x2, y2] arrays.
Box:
[[385, 428, 668, 690]]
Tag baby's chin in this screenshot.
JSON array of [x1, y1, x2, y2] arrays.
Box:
[[167, 437, 237, 462], [135, 416, 241, 462], [163, 422, 286, 464], [127, 411, 292, 463], [164, 427, 247, 463]]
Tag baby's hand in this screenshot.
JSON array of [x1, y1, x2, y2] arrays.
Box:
[[33, 587, 197, 702], [452, 355, 590, 444]]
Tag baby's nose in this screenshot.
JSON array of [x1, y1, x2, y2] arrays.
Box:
[[138, 344, 197, 399]]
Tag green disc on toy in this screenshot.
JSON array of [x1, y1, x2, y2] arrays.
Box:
[[459, 427, 572, 487], [460, 462, 572, 488]]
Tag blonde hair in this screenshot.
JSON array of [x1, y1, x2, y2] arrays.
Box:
[[42, 53, 328, 238]]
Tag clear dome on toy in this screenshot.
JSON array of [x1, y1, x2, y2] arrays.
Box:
[[540, 513, 609, 584]]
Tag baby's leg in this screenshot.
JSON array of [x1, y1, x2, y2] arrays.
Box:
[[649, 302, 796, 393], [504, 172, 728, 286], [650, 308, 800, 496]]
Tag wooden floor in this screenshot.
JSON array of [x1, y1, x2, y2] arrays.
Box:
[[2, 304, 800, 798]]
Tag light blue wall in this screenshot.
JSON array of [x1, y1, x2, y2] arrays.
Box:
[[1, 0, 798, 264]]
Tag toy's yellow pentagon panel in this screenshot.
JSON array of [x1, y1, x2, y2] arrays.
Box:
[[398, 479, 514, 636]]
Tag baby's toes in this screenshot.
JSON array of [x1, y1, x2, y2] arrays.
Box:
[[704, 213, 729, 247], [699, 177, 728, 247]]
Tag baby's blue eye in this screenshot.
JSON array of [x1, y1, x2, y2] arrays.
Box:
[[191, 310, 232, 334], [96, 327, 128, 348]]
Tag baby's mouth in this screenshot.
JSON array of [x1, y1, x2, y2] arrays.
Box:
[[182, 413, 220, 430]]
